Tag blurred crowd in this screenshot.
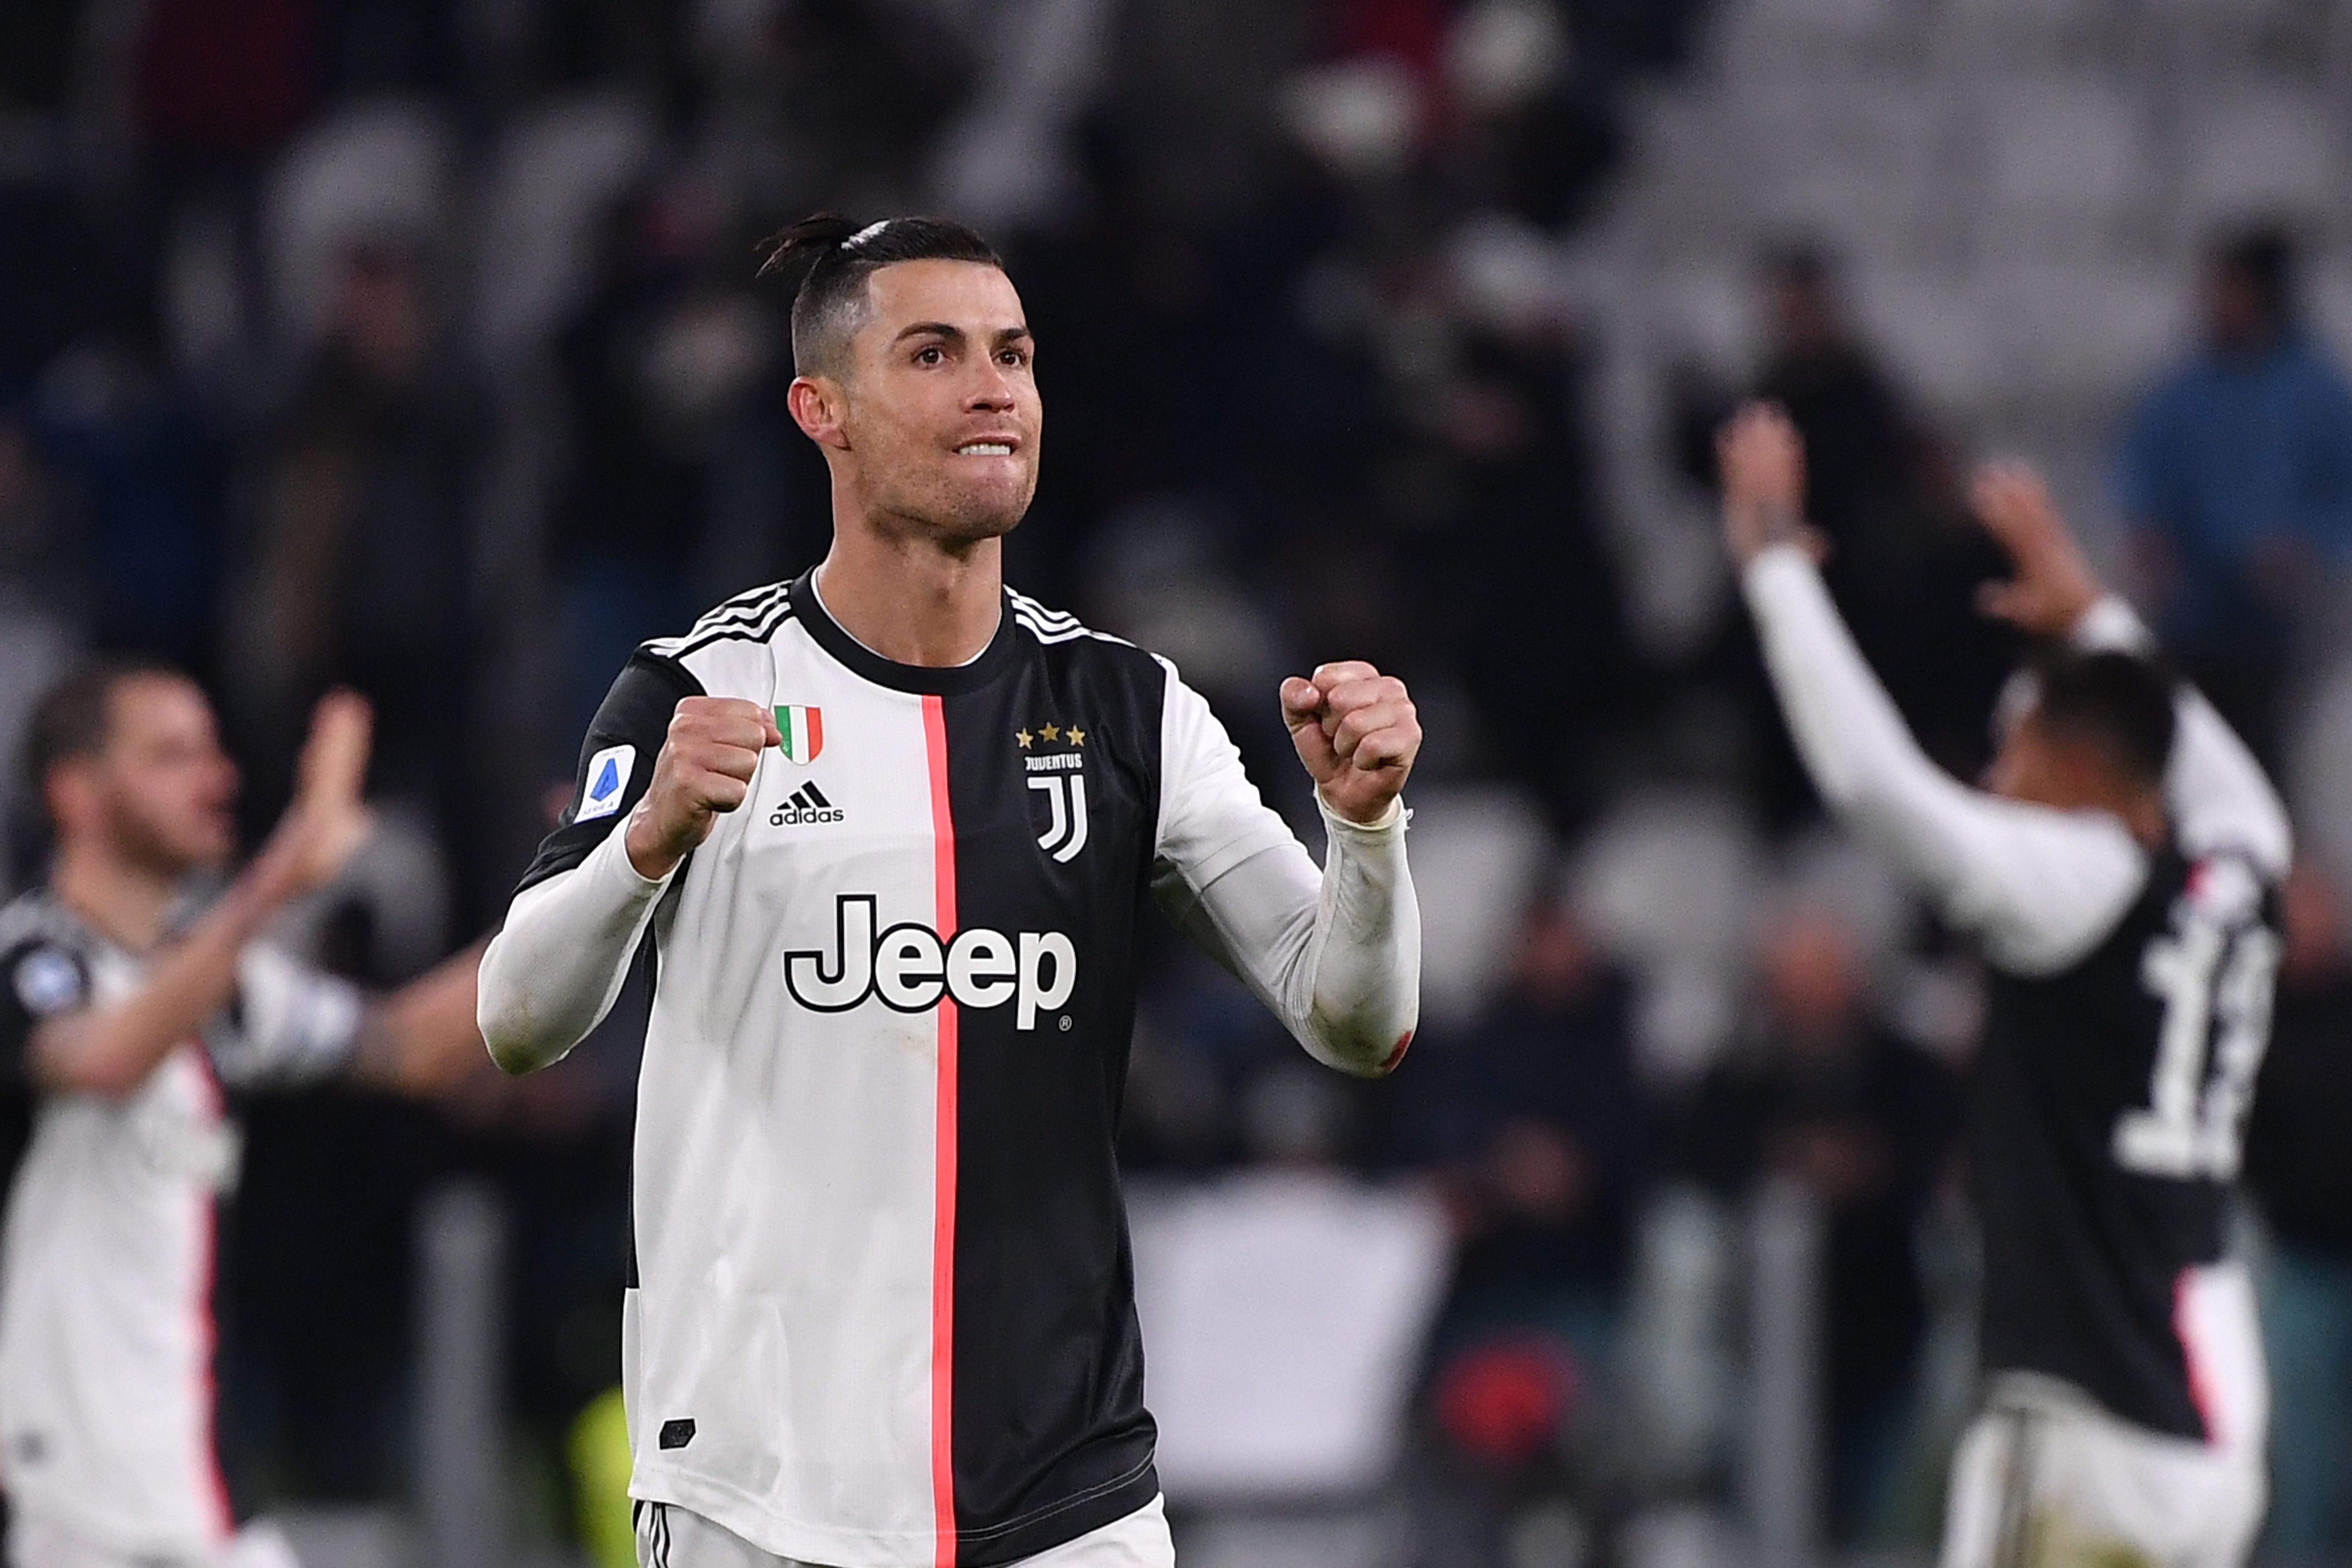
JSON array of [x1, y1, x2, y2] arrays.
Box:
[[7, 0, 2352, 1564]]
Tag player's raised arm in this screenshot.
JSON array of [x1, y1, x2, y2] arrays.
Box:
[[30, 693, 375, 1099], [1150, 660, 1422, 1077], [337, 938, 491, 1094], [1720, 403, 2149, 975], [477, 653, 781, 1075], [1970, 463, 2291, 879]]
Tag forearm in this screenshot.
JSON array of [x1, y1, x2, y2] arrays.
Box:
[[1743, 547, 1983, 893], [34, 878, 279, 1098], [1298, 800, 1421, 1074], [353, 940, 489, 1093], [477, 830, 669, 1073], [1744, 548, 2150, 971], [1176, 800, 1420, 1077]]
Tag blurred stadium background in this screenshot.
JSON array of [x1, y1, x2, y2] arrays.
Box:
[[7, 0, 2352, 1563]]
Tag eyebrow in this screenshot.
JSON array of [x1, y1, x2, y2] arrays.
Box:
[[892, 322, 1034, 348]]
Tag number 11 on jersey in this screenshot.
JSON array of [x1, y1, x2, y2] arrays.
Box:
[[2114, 871, 2281, 1182]]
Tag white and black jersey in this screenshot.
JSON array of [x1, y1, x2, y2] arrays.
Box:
[[0, 892, 363, 1558], [478, 571, 1418, 1567], [1976, 846, 2277, 1440], [1744, 550, 2288, 1455]]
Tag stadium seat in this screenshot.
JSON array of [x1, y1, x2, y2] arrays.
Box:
[[262, 99, 453, 349], [1845, 265, 2001, 414], [1972, 259, 2183, 411], [469, 93, 659, 358], [1128, 1173, 1451, 1501], [1388, 784, 1554, 1031], [2305, 264, 2352, 361], [1703, 0, 1917, 80], [1970, 78, 2160, 256], [1924, 0, 2123, 74], [2173, 88, 2347, 237], [1569, 789, 1763, 1081]]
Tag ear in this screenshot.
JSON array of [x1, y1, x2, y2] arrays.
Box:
[[787, 375, 850, 452], [44, 760, 97, 839]]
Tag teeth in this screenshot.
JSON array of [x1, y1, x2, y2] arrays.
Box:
[[958, 443, 1012, 456]]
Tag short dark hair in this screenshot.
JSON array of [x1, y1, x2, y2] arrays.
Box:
[[1761, 238, 1835, 295], [2030, 648, 2178, 789], [755, 212, 1005, 378], [2213, 223, 2297, 322], [22, 657, 189, 803]]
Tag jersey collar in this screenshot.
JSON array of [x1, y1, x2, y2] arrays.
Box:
[[790, 569, 1020, 696]]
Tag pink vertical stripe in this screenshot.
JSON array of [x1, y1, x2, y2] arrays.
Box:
[[195, 1194, 232, 1541], [189, 1049, 234, 1542], [2174, 1269, 2219, 1446], [923, 696, 960, 1567]]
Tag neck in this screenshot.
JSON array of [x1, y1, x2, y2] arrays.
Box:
[[51, 835, 181, 950], [815, 501, 1005, 668], [2077, 787, 2167, 849]]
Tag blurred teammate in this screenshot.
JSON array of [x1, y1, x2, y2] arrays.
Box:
[[478, 214, 1423, 1568], [0, 664, 487, 1568], [1721, 405, 2287, 1568]]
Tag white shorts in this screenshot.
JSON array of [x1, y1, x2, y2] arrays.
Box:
[[1939, 1377, 2265, 1568], [634, 1495, 1176, 1568], [1944, 1263, 2268, 1568], [4, 1513, 300, 1568]]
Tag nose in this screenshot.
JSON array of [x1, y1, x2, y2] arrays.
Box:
[[967, 360, 1018, 413]]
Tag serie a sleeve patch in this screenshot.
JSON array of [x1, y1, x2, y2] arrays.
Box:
[[578, 745, 638, 822], [11, 946, 84, 1018]]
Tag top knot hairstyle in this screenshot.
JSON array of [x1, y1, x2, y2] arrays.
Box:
[[755, 213, 1006, 378]]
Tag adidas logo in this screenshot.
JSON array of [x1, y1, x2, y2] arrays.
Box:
[[770, 782, 845, 827]]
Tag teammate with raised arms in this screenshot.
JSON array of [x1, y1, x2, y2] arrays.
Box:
[[478, 215, 1423, 1568], [0, 668, 486, 1568], [1720, 404, 2286, 1568]]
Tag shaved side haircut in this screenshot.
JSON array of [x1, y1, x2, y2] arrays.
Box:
[[2032, 649, 2179, 789], [756, 213, 1005, 379]]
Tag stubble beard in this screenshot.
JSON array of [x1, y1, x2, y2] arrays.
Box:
[[873, 471, 1037, 553], [107, 795, 226, 883]]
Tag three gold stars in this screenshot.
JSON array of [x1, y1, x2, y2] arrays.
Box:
[[1016, 722, 1088, 748]]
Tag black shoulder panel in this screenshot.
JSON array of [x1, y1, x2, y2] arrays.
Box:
[[515, 650, 706, 894]]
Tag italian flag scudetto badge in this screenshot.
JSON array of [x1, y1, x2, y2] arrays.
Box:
[[775, 705, 824, 764]]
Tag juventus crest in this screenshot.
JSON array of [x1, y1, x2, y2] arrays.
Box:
[[1019, 722, 1090, 863]]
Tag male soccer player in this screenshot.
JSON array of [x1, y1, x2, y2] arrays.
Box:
[[1720, 404, 2286, 1568], [477, 214, 1424, 1568], [0, 664, 486, 1568]]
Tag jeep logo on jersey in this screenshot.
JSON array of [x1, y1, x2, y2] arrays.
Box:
[[774, 705, 823, 764], [785, 894, 1077, 1029]]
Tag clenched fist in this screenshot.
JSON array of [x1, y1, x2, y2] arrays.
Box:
[[624, 697, 781, 880], [1282, 662, 1421, 826]]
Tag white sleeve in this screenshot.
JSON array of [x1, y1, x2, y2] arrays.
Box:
[[1742, 547, 2150, 976], [476, 826, 673, 1072], [1149, 660, 1421, 1075], [2069, 595, 2293, 879], [207, 943, 365, 1088]]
